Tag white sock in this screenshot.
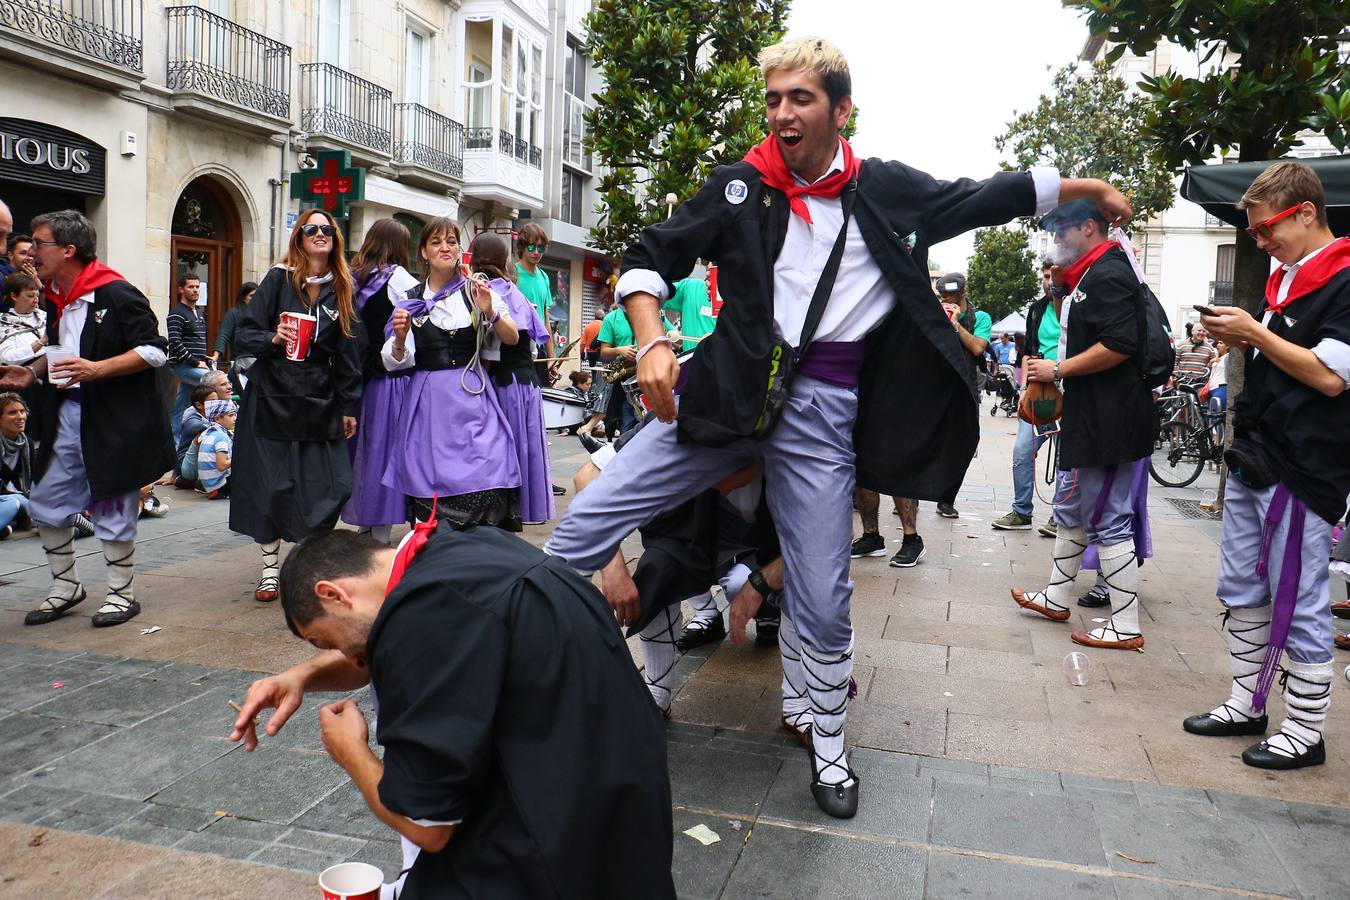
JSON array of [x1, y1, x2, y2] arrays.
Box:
[[1039, 524, 1088, 612], [98, 540, 135, 615], [778, 610, 812, 735], [370, 524, 394, 546], [36, 526, 80, 611], [801, 640, 855, 786], [1263, 659, 1332, 759], [1207, 605, 1271, 723], [686, 590, 718, 627], [1087, 540, 1141, 641], [640, 604, 683, 712], [259, 539, 281, 589]]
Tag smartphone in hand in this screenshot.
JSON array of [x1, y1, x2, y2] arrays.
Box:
[[1193, 305, 1219, 317]]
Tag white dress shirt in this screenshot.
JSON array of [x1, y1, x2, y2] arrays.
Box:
[[56, 291, 166, 368], [382, 284, 511, 371], [1259, 241, 1350, 389], [617, 145, 1060, 347]]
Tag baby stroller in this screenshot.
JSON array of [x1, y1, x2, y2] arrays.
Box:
[[989, 364, 1019, 417]]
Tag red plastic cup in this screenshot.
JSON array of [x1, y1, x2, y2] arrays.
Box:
[[280, 311, 318, 361], [319, 862, 383, 900]]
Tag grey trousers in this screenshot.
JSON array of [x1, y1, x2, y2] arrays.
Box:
[[1053, 464, 1135, 547], [546, 375, 858, 655], [29, 399, 139, 543]]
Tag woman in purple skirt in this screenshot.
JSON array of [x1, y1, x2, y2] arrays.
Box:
[[342, 219, 418, 544], [381, 217, 522, 529], [468, 233, 555, 524]]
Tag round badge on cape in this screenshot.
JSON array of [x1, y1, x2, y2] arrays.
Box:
[[724, 180, 748, 205]]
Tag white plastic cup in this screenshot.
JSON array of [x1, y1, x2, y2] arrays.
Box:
[[45, 344, 75, 386], [1063, 651, 1090, 687]]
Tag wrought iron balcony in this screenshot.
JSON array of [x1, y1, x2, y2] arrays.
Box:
[[1209, 281, 1234, 304], [300, 62, 392, 155], [165, 6, 290, 121], [498, 128, 514, 156], [465, 127, 493, 150], [0, 0, 142, 73], [394, 103, 464, 180], [528, 144, 541, 168]]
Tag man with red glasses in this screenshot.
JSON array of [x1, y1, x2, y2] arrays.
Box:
[[1182, 161, 1350, 770]]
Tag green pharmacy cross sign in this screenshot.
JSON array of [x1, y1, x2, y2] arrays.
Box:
[[291, 150, 366, 218]]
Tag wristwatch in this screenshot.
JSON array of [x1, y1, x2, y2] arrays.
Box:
[[747, 569, 772, 597]]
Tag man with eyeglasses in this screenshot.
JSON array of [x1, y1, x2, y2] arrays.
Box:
[[0, 209, 173, 628], [1182, 161, 1350, 771], [1012, 199, 1154, 653]]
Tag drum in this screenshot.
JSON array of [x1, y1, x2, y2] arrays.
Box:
[[540, 387, 588, 431], [620, 349, 697, 419]]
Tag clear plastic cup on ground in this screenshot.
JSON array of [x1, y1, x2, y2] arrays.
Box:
[[1063, 651, 1090, 687]]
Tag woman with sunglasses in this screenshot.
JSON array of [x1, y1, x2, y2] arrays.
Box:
[[382, 218, 522, 529], [470, 233, 555, 524], [342, 218, 418, 545], [230, 210, 361, 601]]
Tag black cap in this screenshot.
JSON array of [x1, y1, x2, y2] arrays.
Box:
[[936, 272, 966, 295], [1039, 199, 1109, 233]]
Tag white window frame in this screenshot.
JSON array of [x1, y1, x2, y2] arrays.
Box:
[[317, 0, 350, 68], [405, 25, 430, 106]]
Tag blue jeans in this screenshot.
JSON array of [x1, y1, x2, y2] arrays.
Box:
[[1012, 418, 1052, 518], [0, 493, 28, 530], [171, 364, 210, 445]]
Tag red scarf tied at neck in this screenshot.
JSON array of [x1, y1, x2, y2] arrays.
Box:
[[46, 259, 126, 315], [742, 135, 860, 224], [385, 497, 438, 595], [1059, 241, 1119, 292], [1265, 236, 1350, 315]]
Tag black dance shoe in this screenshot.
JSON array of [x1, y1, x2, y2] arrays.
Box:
[[1242, 738, 1325, 770], [674, 614, 725, 652], [24, 588, 87, 626], [809, 757, 860, 819], [92, 600, 141, 628], [1182, 711, 1268, 737], [576, 431, 607, 454]]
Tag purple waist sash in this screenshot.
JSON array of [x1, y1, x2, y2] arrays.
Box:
[[797, 341, 864, 388], [1252, 482, 1307, 715]]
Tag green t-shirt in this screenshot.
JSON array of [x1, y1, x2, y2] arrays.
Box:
[[1037, 306, 1061, 362], [971, 309, 992, 342], [663, 278, 717, 352], [515, 263, 552, 326], [597, 307, 673, 351]]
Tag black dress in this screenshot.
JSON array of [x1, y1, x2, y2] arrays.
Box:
[[229, 266, 361, 543], [369, 525, 675, 900]]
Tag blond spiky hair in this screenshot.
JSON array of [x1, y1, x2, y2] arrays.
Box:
[[758, 36, 852, 106]]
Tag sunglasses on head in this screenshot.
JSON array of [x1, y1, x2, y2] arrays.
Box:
[[525, 243, 545, 252], [1245, 204, 1303, 241], [301, 224, 337, 237]]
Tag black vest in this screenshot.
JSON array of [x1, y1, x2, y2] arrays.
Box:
[[406, 284, 480, 372]]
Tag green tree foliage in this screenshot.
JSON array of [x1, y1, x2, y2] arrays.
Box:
[[583, 0, 790, 258], [966, 227, 1040, 322], [995, 61, 1176, 221]]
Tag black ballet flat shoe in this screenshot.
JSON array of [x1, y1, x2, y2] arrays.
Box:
[[674, 614, 725, 652], [552, 484, 567, 496], [24, 588, 87, 626], [92, 600, 141, 628], [1242, 738, 1325, 770], [809, 757, 860, 819], [1182, 711, 1268, 737], [754, 615, 780, 646], [576, 431, 607, 454]]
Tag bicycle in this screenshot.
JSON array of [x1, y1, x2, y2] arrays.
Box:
[[1149, 381, 1223, 488]]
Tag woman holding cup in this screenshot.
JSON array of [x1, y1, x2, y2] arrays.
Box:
[[382, 217, 522, 529], [229, 210, 361, 601]]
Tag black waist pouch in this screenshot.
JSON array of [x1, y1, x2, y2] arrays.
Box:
[[1225, 435, 1277, 489]]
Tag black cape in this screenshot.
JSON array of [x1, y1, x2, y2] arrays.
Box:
[[620, 158, 1038, 501], [1057, 247, 1154, 470], [368, 525, 675, 900], [31, 280, 173, 498], [1233, 265, 1350, 524]]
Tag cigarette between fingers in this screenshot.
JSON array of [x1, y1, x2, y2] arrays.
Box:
[[228, 701, 261, 727]]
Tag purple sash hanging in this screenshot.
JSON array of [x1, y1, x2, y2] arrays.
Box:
[[354, 265, 393, 311], [1251, 482, 1307, 715], [383, 276, 468, 339], [1088, 464, 1117, 531], [1082, 460, 1152, 570]]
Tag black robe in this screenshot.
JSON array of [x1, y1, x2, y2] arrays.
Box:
[[1233, 265, 1350, 524], [229, 266, 362, 543], [620, 158, 1038, 501], [369, 525, 675, 900], [1057, 247, 1153, 470], [31, 280, 173, 499]]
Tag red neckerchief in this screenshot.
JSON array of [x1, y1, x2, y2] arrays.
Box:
[[46, 259, 125, 315], [1265, 237, 1350, 315], [385, 497, 438, 595], [742, 136, 860, 224], [1060, 241, 1119, 292]]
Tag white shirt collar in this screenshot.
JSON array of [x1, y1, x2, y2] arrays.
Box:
[[792, 140, 846, 187], [1282, 240, 1336, 273]]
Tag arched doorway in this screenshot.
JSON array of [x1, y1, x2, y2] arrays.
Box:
[[392, 212, 425, 277], [171, 176, 242, 354]]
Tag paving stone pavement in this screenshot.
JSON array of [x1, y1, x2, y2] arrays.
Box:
[[0, 416, 1345, 897]]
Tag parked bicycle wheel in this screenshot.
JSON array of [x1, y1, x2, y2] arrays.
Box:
[[1150, 421, 1205, 487]]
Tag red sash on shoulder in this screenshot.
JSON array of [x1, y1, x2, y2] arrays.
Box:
[[742, 136, 860, 224], [1060, 241, 1119, 292], [385, 498, 437, 594], [46, 259, 125, 315]]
